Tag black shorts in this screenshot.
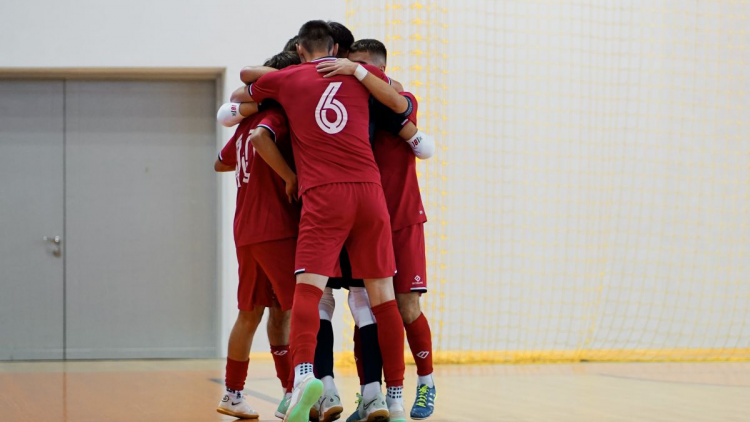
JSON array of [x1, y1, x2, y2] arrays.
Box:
[[326, 248, 365, 289]]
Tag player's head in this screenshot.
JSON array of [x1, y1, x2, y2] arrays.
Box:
[[327, 21, 354, 58], [348, 39, 388, 71], [283, 35, 300, 53], [263, 51, 301, 70], [297, 20, 336, 62]]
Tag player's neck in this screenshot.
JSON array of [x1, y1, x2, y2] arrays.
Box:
[[302, 50, 334, 63]]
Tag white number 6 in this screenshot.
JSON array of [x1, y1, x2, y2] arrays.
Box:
[[315, 82, 348, 134]]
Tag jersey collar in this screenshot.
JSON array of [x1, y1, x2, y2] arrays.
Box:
[[310, 56, 337, 63]]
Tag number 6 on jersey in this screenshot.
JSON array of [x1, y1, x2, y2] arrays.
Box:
[[315, 82, 348, 134]]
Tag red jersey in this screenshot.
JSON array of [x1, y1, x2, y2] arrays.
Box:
[[373, 92, 427, 231], [219, 108, 300, 246], [249, 58, 388, 194]]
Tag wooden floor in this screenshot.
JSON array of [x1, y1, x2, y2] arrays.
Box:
[[1, 359, 748, 422]]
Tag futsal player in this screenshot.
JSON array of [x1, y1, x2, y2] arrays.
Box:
[[214, 51, 301, 420], [324, 39, 438, 420], [238, 20, 412, 422]]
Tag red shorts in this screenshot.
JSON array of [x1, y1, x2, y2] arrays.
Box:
[[236, 238, 297, 311], [296, 183, 396, 279], [393, 223, 427, 294]]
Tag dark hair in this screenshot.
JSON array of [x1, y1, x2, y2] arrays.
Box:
[[327, 21, 354, 58], [263, 51, 301, 70], [350, 39, 388, 64], [297, 20, 334, 54], [283, 35, 299, 53]]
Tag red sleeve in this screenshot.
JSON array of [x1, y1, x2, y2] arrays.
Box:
[[248, 70, 285, 103], [255, 108, 289, 142], [219, 135, 237, 167], [401, 92, 419, 125], [364, 64, 390, 83]]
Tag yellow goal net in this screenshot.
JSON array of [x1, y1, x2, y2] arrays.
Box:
[[344, 0, 750, 364]]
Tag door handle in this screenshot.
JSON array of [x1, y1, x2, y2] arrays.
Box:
[[43, 235, 62, 257]]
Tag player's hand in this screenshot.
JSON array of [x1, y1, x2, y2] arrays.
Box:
[[317, 58, 359, 78], [284, 173, 298, 203]]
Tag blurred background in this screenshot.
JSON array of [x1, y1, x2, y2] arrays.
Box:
[[1, 0, 748, 365]]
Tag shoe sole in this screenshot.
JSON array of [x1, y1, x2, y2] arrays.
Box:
[[365, 409, 389, 422], [320, 405, 344, 422], [274, 410, 285, 419], [285, 379, 324, 422], [216, 407, 259, 419]]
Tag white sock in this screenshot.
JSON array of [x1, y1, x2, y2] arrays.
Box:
[[362, 381, 381, 401], [417, 374, 435, 388], [294, 363, 314, 387], [321, 375, 338, 395], [386, 386, 403, 408]]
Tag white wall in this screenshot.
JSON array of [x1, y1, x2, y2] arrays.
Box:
[[0, 0, 346, 357]]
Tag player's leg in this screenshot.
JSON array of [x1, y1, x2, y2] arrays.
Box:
[[312, 287, 343, 422], [267, 304, 293, 419], [345, 286, 388, 422], [285, 272, 327, 422], [217, 247, 268, 419], [392, 224, 435, 419], [251, 238, 298, 419], [346, 183, 405, 422]]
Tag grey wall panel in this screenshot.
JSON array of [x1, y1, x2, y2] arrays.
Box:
[[0, 81, 65, 360], [64, 80, 218, 359]]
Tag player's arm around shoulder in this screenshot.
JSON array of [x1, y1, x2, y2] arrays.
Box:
[[316, 58, 410, 115]]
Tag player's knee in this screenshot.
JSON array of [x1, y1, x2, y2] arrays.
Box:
[[364, 277, 395, 306], [267, 307, 290, 330], [396, 293, 421, 324], [237, 307, 264, 327]]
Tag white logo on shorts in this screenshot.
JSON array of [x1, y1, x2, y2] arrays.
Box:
[[272, 350, 288, 356], [416, 351, 430, 359], [414, 275, 422, 282]]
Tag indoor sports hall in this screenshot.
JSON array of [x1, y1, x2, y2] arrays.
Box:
[[1, 1, 748, 421]]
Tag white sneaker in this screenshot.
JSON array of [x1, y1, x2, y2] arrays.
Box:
[[345, 392, 389, 422], [216, 390, 259, 419], [311, 392, 344, 422], [283, 373, 324, 422], [387, 400, 406, 422]]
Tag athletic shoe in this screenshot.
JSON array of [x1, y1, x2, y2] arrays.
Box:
[[410, 384, 436, 419], [387, 400, 407, 422], [216, 389, 260, 419], [283, 373, 323, 422], [344, 392, 389, 422], [275, 392, 292, 419], [310, 392, 344, 422]]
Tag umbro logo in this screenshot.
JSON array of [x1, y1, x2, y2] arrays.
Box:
[[416, 351, 430, 359], [273, 350, 288, 356], [414, 275, 421, 282]]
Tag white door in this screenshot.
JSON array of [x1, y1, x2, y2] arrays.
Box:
[[64, 80, 219, 359], [0, 81, 65, 360], [0, 79, 218, 360]]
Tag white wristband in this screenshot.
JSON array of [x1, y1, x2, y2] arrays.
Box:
[[354, 64, 368, 81]]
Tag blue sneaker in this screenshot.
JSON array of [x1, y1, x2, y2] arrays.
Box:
[[409, 384, 436, 419]]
